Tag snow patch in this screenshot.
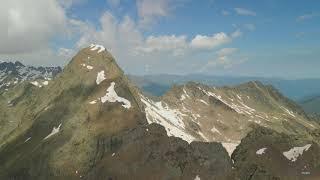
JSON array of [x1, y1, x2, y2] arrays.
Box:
[[280, 106, 296, 117], [180, 94, 186, 101], [283, 144, 312, 162], [89, 100, 97, 104], [211, 127, 222, 135], [44, 124, 62, 140], [42, 81, 49, 86], [24, 137, 31, 143], [256, 148, 267, 155], [194, 175, 201, 180], [90, 44, 106, 53], [86, 65, 93, 70], [199, 99, 209, 105], [222, 142, 239, 157], [30, 81, 42, 87], [96, 71, 106, 85], [237, 94, 242, 100], [100, 82, 131, 109], [140, 95, 196, 143]]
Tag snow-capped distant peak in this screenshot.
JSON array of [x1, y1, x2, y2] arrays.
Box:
[[90, 44, 106, 53]]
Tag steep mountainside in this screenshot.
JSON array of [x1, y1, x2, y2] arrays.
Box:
[[140, 82, 319, 156], [233, 127, 320, 179], [0, 45, 234, 180], [0, 61, 61, 92]]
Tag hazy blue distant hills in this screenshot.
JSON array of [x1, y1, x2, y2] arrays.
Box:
[[129, 74, 320, 101], [299, 94, 320, 114]]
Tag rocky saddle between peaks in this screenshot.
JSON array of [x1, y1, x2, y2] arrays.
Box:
[[0, 45, 319, 180]]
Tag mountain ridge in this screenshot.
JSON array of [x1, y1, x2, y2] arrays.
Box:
[[0, 45, 319, 179]]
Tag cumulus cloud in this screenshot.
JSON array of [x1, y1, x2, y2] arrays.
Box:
[[75, 10, 239, 57], [190, 33, 232, 50], [2, 0, 67, 54], [75, 12, 143, 58], [234, 8, 256, 16], [216, 48, 238, 57], [199, 47, 248, 72], [71, 8, 246, 74]]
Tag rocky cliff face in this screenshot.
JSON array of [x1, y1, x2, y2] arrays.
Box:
[[0, 45, 234, 180], [233, 127, 320, 180]]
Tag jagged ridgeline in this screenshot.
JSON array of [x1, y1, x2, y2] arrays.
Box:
[[0, 61, 62, 92], [0, 45, 319, 180]]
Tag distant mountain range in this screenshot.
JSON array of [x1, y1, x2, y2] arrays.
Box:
[[0, 61, 62, 92], [129, 74, 320, 101], [299, 94, 320, 114], [2, 61, 320, 102]]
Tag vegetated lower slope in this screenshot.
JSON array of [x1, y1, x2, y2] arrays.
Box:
[[0, 45, 234, 180]]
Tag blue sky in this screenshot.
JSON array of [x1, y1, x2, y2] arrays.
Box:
[[2, 0, 320, 79]]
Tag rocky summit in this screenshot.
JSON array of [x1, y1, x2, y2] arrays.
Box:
[[0, 45, 319, 180]]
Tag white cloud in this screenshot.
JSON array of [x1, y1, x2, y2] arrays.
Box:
[[231, 29, 243, 38], [2, 0, 67, 54], [217, 48, 238, 57], [136, 0, 184, 28], [58, 48, 76, 58], [71, 9, 245, 74], [190, 33, 232, 50], [135, 35, 188, 56], [199, 47, 248, 72], [297, 13, 319, 22], [75, 10, 238, 58], [234, 8, 256, 16]]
